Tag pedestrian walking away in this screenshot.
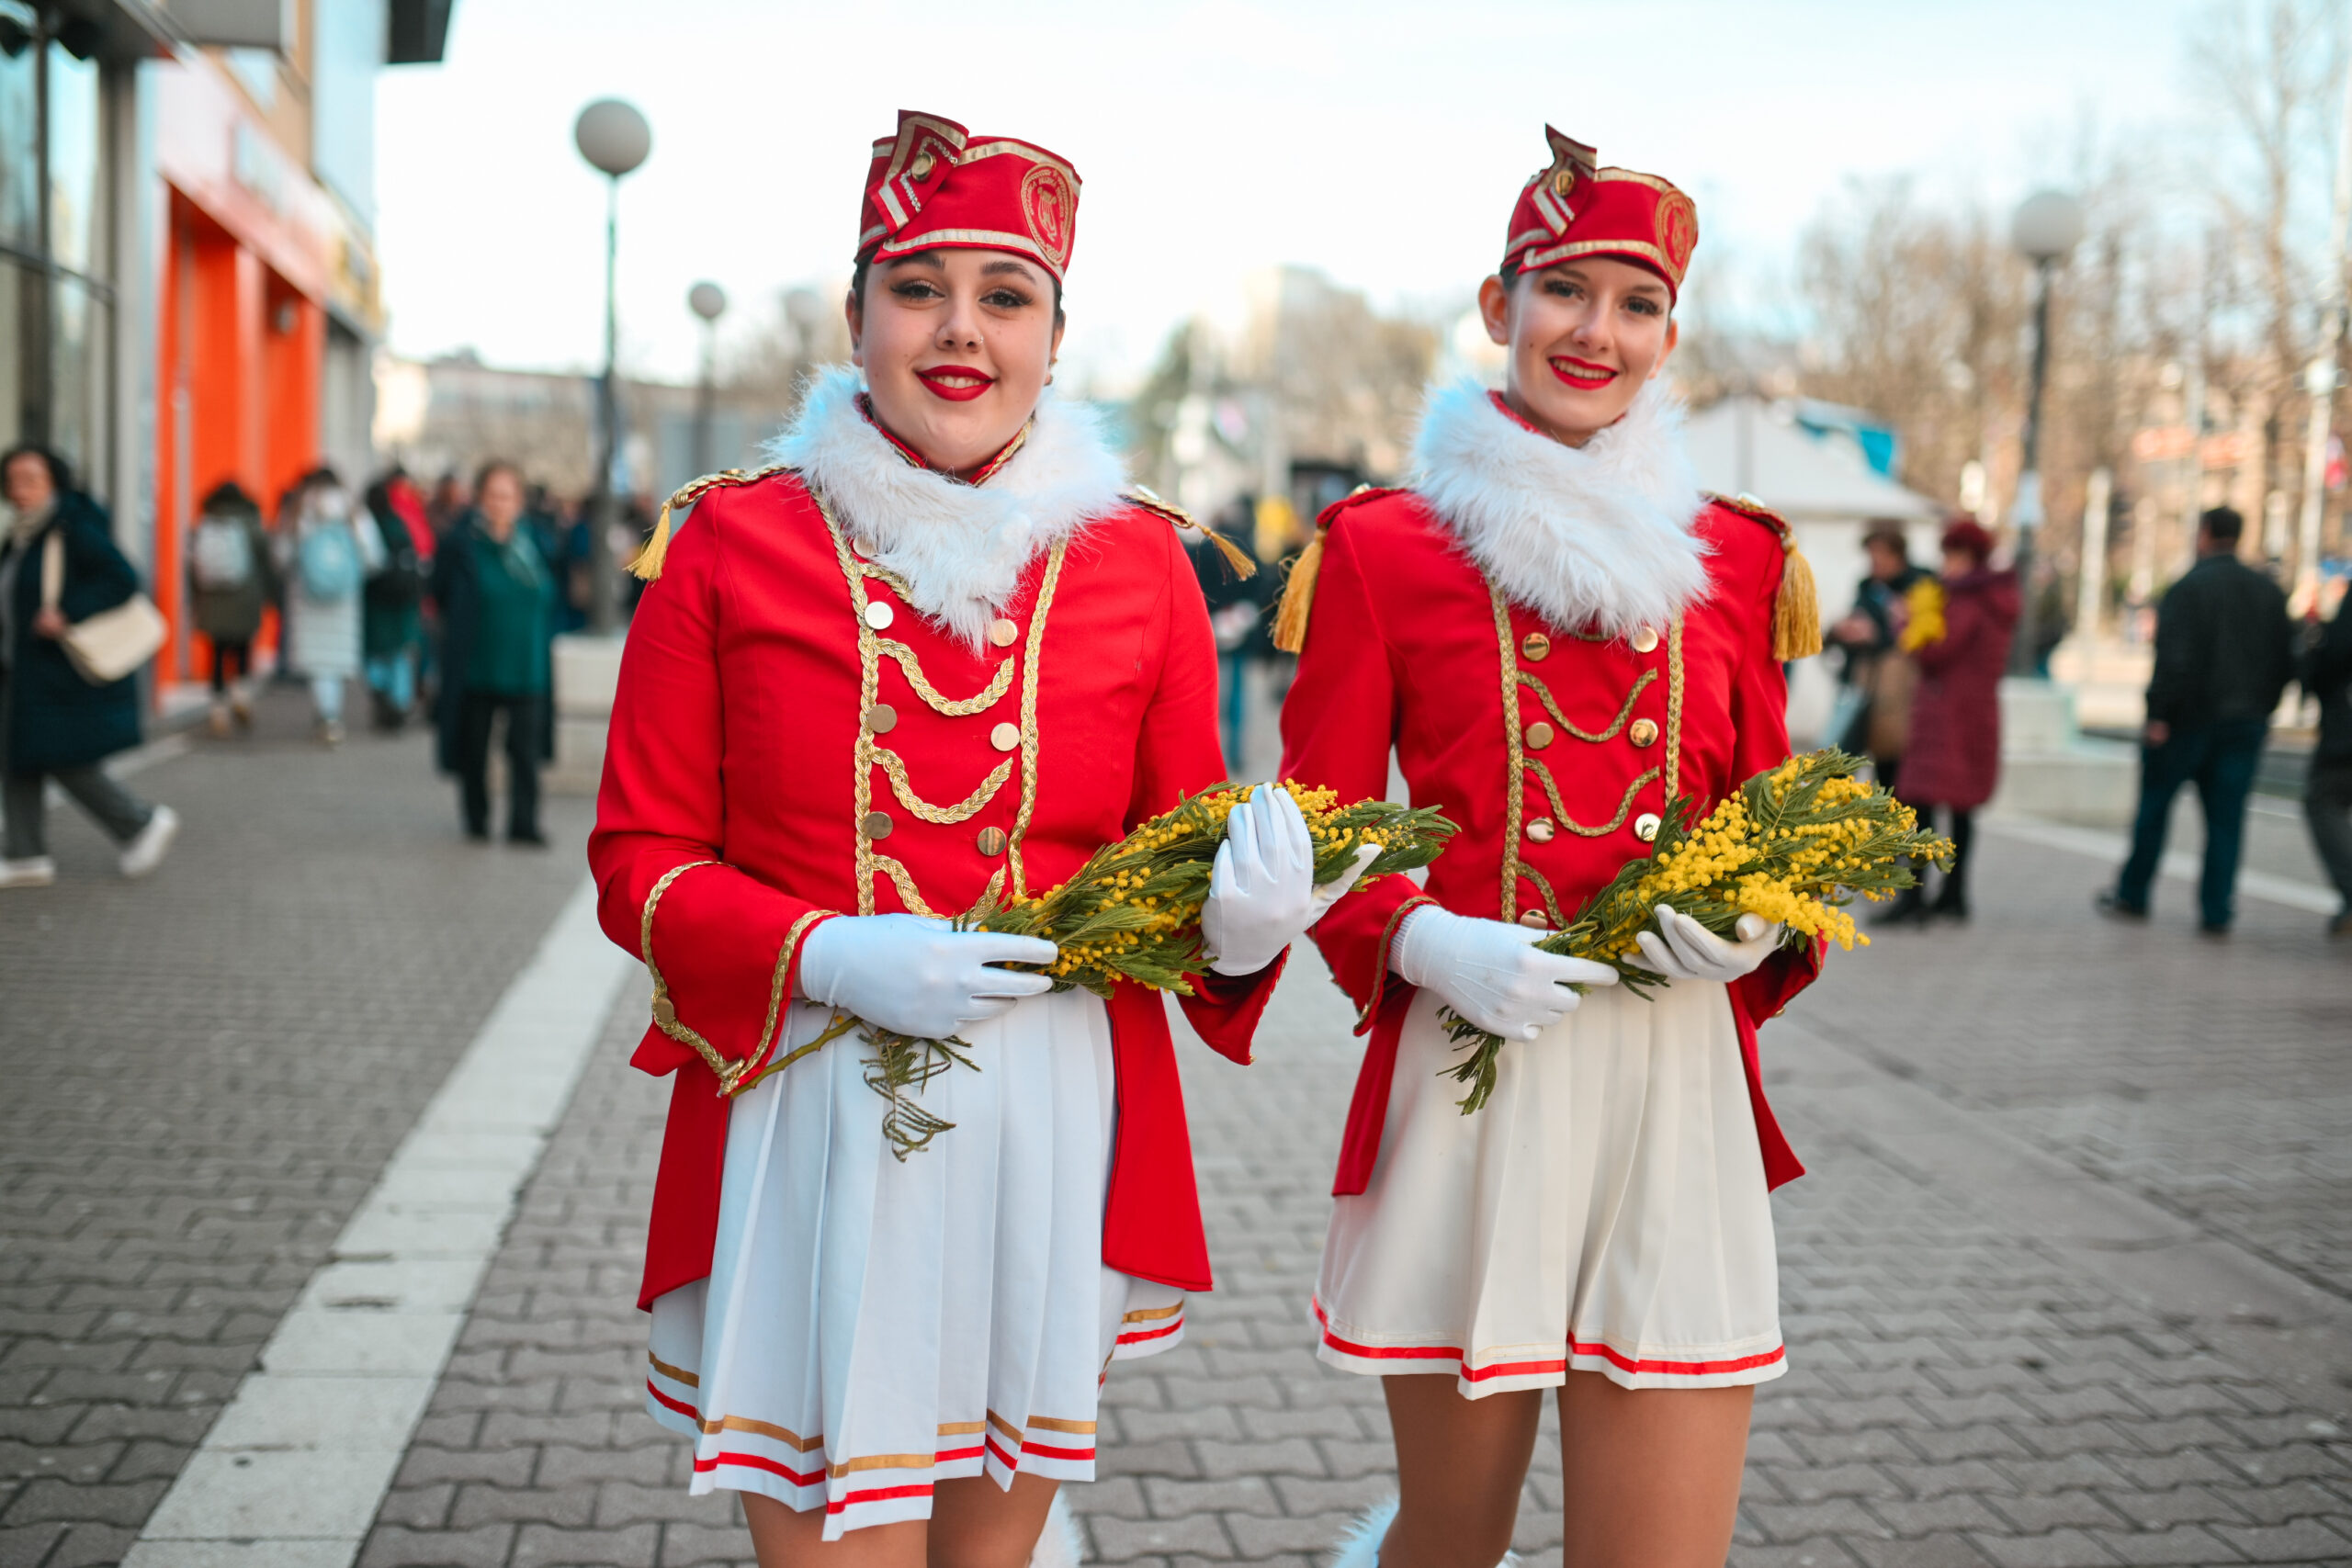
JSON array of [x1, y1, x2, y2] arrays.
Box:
[[0, 444, 179, 888], [2100, 506, 2293, 933], [362, 468, 435, 731], [2301, 592, 2352, 937], [274, 468, 383, 745], [431, 461, 556, 844], [1891, 518, 2016, 923], [591, 110, 1342, 1568], [1273, 125, 1827, 1568], [186, 479, 277, 737]]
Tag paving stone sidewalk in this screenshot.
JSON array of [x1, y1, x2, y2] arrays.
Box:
[[0, 694, 594, 1568], [356, 826, 2352, 1568]]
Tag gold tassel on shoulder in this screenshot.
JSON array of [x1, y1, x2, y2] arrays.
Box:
[[1271, 525, 1329, 654], [1771, 533, 1823, 661], [1128, 486, 1256, 581], [628, 499, 676, 582]]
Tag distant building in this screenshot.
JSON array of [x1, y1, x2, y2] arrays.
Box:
[[0, 0, 450, 694]]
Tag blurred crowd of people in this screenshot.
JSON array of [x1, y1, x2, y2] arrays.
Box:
[[1824, 504, 2349, 942], [2, 439, 656, 888]]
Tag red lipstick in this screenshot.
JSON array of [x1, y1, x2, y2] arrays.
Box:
[[915, 367, 995, 402], [1550, 355, 1619, 389]]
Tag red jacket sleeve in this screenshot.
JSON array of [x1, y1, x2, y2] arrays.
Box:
[[1723, 526, 1824, 1027], [1127, 522, 1283, 1062], [587, 491, 838, 1089]]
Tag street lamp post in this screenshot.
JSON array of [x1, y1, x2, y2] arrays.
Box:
[[687, 281, 728, 478], [572, 98, 651, 634], [2007, 188, 2085, 676]]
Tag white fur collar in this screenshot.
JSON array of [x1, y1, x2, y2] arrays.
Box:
[[1409, 378, 1710, 638], [767, 365, 1127, 649]]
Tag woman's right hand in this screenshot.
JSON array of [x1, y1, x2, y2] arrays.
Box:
[[31, 607, 66, 639], [1392, 905, 1618, 1040], [796, 913, 1058, 1039]]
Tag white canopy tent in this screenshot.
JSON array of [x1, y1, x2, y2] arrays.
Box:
[[1681, 394, 1948, 745]]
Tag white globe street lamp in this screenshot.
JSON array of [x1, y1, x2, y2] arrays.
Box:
[[687, 282, 728, 476], [573, 98, 652, 633], [2007, 188, 2085, 676]]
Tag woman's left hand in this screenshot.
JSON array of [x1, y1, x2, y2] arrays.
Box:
[[31, 607, 67, 639], [1632, 906, 1785, 986], [1200, 784, 1377, 976]]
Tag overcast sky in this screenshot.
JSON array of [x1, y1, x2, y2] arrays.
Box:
[[374, 0, 2222, 393]]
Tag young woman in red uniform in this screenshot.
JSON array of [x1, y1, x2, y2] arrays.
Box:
[[591, 111, 1353, 1568], [1276, 127, 1826, 1568]]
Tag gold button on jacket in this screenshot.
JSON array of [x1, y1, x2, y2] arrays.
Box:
[[1629, 716, 1658, 748], [1634, 811, 1662, 842]]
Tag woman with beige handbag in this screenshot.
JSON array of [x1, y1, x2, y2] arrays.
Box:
[[0, 445, 178, 889]]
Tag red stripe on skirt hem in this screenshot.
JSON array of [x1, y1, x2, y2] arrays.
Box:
[[1313, 1298, 1784, 1380]]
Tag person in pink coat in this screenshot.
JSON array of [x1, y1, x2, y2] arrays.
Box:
[[1894, 518, 2018, 920]]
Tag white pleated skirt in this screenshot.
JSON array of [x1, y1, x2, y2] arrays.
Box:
[[643, 989, 1184, 1538], [1313, 979, 1783, 1394]]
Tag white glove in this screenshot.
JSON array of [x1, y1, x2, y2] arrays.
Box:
[[1393, 905, 1619, 1041], [1200, 785, 1378, 976], [1631, 907, 1784, 986], [797, 913, 1057, 1039]]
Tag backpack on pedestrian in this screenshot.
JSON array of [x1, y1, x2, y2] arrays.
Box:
[[189, 515, 255, 592], [364, 511, 427, 609], [297, 521, 363, 599]]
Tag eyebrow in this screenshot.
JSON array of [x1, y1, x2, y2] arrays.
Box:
[[980, 258, 1040, 283]]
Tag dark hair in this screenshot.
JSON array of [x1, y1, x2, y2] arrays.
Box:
[[201, 479, 257, 513], [1861, 520, 1909, 559], [850, 254, 1066, 327], [1, 443, 74, 496], [2199, 505, 2244, 546], [474, 458, 522, 498], [1941, 517, 1996, 563]]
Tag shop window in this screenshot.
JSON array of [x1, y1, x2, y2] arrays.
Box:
[[47, 31, 100, 274], [0, 2, 33, 249], [50, 273, 106, 475]]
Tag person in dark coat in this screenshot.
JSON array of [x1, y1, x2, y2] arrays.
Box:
[[362, 469, 435, 731], [1193, 494, 1265, 773], [1892, 518, 2017, 921], [1827, 519, 1934, 788], [0, 445, 178, 887], [2300, 595, 2352, 937], [186, 479, 277, 736], [2100, 506, 2294, 933], [431, 460, 556, 844]]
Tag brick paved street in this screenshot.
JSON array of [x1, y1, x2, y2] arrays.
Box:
[[6, 700, 2352, 1568], [0, 689, 594, 1568]]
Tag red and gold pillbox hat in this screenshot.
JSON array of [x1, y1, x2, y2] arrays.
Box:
[[855, 109, 1081, 281], [1500, 126, 1699, 301]]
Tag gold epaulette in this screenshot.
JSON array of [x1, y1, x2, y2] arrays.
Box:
[[1706, 491, 1822, 661], [629, 465, 797, 582], [1127, 486, 1255, 581], [1271, 484, 1397, 654]]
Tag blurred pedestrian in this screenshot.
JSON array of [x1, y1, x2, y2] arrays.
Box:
[[432, 460, 554, 844], [2099, 506, 2293, 934], [274, 468, 382, 745], [0, 444, 178, 887], [426, 470, 469, 537], [1194, 495, 1263, 772], [1890, 519, 2016, 922], [2301, 592, 2352, 938], [186, 479, 276, 737], [362, 469, 435, 731], [1826, 519, 1933, 788]]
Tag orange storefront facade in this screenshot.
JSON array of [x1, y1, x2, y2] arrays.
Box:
[[146, 53, 381, 688]]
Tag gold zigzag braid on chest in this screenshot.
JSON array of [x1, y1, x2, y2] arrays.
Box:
[[1515, 667, 1657, 743], [873, 637, 1017, 716], [1487, 579, 1686, 923], [814, 486, 1060, 916]]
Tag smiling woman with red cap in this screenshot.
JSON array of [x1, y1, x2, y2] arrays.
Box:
[[1274, 128, 1829, 1568], [590, 111, 1352, 1567]]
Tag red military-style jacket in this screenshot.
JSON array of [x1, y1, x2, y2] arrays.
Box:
[[1279, 485, 1821, 1196], [589, 472, 1281, 1310]]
